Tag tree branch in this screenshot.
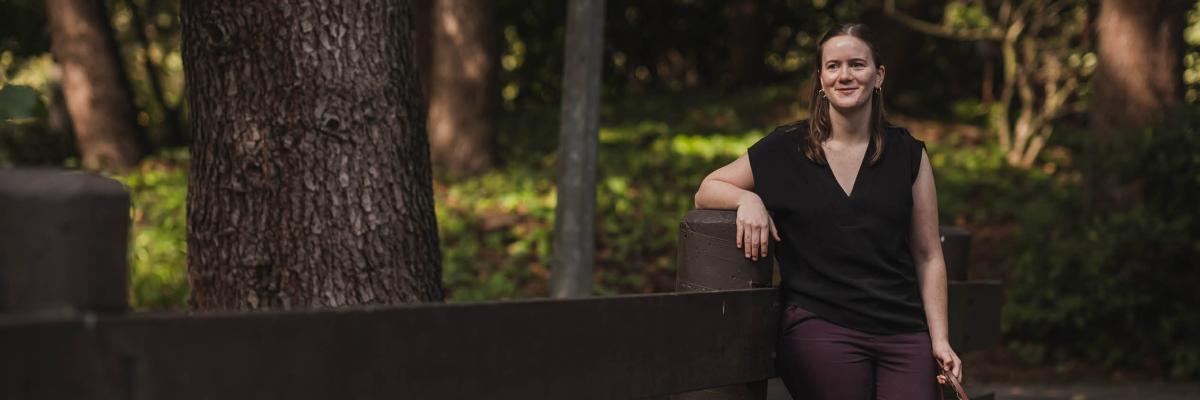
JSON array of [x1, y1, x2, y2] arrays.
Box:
[[882, 0, 1005, 41]]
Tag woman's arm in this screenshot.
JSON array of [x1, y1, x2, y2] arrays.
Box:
[[694, 154, 779, 260], [909, 148, 962, 382], [694, 154, 755, 209]]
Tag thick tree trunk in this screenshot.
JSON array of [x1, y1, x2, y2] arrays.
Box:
[[427, 0, 498, 175], [46, 0, 147, 171], [1090, 0, 1190, 136], [181, 1, 443, 310]]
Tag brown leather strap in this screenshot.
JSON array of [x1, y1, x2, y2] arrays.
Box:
[[937, 364, 970, 400]]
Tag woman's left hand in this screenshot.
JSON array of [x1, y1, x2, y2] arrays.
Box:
[[932, 341, 962, 384]]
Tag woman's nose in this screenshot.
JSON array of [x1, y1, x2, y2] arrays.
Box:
[[837, 68, 853, 81]]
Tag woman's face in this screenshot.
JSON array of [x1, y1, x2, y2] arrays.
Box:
[[819, 35, 885, 113]]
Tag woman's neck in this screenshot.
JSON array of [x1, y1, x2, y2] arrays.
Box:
[[828, 104, 871, 145]]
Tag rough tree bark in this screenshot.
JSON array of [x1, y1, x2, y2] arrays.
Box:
[[181, 1, 443, 310], [1090, 0, 1190, 136], [426, 0, 498, 175], [46, 0, 147, 171]]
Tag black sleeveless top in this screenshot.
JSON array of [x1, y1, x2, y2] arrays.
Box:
[[748, 121, 928, 334]]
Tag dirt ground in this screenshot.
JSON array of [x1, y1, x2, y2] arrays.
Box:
[[765, 379, 1200, 400], [761, 348, 1200, 400]]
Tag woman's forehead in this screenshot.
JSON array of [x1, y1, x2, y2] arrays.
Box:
[[822, 36, 873, 61]]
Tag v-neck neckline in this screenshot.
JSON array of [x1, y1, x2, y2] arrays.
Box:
[[823, 139, 873, 199]]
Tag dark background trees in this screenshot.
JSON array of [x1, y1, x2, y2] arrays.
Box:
[[1090, 0, 1192, 136], [46, 0, 147, 171], [424, 0, 500, 176], [3, 0, 1200, 380]]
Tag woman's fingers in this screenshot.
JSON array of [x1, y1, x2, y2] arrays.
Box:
[[735, 213, 778, 260], [748, 224, 759, 259], [743, 223, 752, 258], [953, 354, 963, 380], [759, 224, 769, 257], [735, 220, 743, 249]]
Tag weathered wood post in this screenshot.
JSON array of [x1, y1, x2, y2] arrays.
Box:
[[674, 209, 775, 400], [0, 169, 130, 315], [940, 226, 971, 281]]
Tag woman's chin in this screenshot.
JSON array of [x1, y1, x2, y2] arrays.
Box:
[[830, 99, 871, 113]]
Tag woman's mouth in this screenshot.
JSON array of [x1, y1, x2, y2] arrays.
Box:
[[835, 87, 858, 95]]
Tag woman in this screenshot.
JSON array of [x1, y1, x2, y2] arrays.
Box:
[[693, 23, 961, 399]]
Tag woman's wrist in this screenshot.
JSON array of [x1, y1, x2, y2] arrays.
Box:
[[735, 191, 761, 207], [928, 332, 951, 347], [931, 338, 952, 349]]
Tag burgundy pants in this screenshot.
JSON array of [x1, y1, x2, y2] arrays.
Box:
[[776, 304, 938, 400]]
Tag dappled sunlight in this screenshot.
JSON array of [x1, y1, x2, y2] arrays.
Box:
[[669, 131, 763, 161]]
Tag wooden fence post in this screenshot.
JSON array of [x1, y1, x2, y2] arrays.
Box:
[[0, 169, 130, 315], [940, 226, 971, 281], [673, 209, 775, 400]]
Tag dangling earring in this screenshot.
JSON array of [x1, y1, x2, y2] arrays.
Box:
[[818, 89, 827, 99], [874, 87, 881, 94]]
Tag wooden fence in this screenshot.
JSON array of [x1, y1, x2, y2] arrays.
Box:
[[0, 170, 1001, 399]]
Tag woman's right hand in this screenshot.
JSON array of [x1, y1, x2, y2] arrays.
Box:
[[736, 192, 780, 261]]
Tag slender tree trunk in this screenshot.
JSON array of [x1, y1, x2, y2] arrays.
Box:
[[549, 0, 605, 298], [46, 0, 147, 171], [181, 0, 443, 310], [1090, 0, 1189, 136], [426, 0, 498, 175]]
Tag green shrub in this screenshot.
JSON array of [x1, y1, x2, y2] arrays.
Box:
[[1003, 105, 1200, 379], [114, 149, 190, 311]]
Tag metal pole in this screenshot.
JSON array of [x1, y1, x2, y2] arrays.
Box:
[[550, 0, 605, 298]]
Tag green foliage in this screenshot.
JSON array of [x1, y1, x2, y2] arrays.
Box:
[[438, 85, 796, 301], [1185, 0, 1200, 102], [929, 137, 1056, 226], [0, 59, 78, 166], [113, 149, 190, 310], [1003, 105, 1200, 379], [943, 1, 993, 30], [0, 84, 39, 120], [496, 0, 871, 107]]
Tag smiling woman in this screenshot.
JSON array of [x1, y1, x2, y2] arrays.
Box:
[[693, 23, 961, 399]]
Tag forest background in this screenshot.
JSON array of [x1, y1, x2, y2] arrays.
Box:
[[2, 0, 1199, 383]]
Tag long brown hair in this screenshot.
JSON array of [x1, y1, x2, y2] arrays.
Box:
[[804, 23, 889, 166]]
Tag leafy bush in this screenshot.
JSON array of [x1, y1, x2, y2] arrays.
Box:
[[114, 149, 190, 310], [1003, 105, 1200, 379], [438, 89, 782, 301]]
